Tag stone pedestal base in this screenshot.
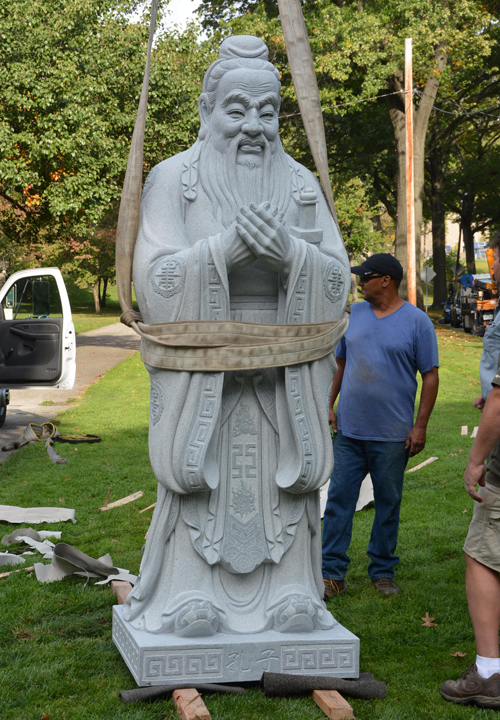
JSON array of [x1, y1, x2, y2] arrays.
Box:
[[113, 606, 359, 686]]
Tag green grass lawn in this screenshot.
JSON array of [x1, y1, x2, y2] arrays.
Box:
[[64, 277, 139, 334], [0, 323, 495, 719]]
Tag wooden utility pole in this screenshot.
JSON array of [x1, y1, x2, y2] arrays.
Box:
[[405, 38, 416, 306]]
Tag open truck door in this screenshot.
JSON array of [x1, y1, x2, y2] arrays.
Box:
[[0, 268, 76, 393]]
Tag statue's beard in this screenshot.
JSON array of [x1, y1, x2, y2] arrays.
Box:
[[198, 132, 292, 229]]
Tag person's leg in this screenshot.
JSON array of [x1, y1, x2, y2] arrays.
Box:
[[322, 431, 368, 582], [466, 553, 500, 660], [441, 483, 500, 707], [365, 440, 408, 582]]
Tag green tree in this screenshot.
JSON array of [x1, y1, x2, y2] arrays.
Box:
[[423, 28, 500, 306], [208, 0, 496, 301], [0, 0, 211, 306], [0, 0, 148, 251]]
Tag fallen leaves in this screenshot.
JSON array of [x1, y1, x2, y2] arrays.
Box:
[[421, 612, 438, 627], [451, 651, 467, 657]]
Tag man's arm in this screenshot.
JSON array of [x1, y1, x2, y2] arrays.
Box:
[[405, 366, 439, 457], [464, 384, 500, 502], [329, 357, 345, 433]]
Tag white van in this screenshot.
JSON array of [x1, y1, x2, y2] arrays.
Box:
[[0, 268, 76, 427]]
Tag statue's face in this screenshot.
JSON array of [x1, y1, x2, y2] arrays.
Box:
[[209, 68, 280, 167]]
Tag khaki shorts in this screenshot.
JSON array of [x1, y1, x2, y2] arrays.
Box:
[[464, 481, 500, 572]]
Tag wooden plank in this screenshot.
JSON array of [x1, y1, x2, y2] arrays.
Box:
[[461, 425, 468, 436], [110, 579, 133, 605], [139, 502, 156, 514], [312, 690, 354, 719], [99, 491, 143, 511], [471, 426, 478, 438], [406, 456, 438, 474], [0, 566, 34, 579], [173, 688, 211, 720]]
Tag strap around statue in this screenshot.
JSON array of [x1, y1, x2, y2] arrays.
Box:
[[115, 1, 345, 371]]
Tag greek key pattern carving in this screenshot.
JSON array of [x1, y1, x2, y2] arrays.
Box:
[[288, 367, 313, 491], [290, 267, 308, 324], [113, 618, 140, 668], [143, 650, 223, 680], [150, 380, 164, 425], [281, 646, 354, 672], [185, 374, 218, 490], [151, 256, 186, 298], [207, 258, 223, 320], [323, 261, 345, 303]]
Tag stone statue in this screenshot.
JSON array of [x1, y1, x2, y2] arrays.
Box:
[[114, 34, 358, 685]]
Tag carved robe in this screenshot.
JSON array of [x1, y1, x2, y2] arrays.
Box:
[[124, 144, 350, 635]]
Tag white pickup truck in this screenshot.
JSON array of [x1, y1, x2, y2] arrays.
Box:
[[0, 268, 76, 427]]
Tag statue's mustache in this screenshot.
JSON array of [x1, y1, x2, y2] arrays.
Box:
[[238, 137, 265, 148], [226, 133, 269, 152]]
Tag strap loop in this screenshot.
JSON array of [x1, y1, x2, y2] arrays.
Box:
[[2, 422, 101, 464]]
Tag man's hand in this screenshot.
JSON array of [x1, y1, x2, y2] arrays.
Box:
[[236, 202, 293, 276], [220, 222, 256, 273], [329, 408, 337, 433], [464, 460, 486, 503], [405, 424, 426, 457], [472, 394, 486, 411]]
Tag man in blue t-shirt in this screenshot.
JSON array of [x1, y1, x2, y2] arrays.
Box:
[[322, 254, 439, 598]]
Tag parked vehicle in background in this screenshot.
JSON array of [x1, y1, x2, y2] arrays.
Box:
[[450, 290, 463, 328], [0, 268, 76, 427], [461, 249, 499, 336], [442, 292, 455, 324]]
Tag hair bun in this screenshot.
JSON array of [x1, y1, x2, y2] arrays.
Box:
[[219, 36, 268, 61]]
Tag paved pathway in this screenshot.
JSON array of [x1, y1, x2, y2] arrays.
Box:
[[0, 323, 141, 462]]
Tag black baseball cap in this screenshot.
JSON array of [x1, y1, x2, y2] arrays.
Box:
[[351, 254, 403, 281]]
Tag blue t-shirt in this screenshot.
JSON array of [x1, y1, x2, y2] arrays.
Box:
[[335, 301, 439, 442]]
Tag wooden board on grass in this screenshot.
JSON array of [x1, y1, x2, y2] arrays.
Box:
[[110, 579, 132, 605], [99, 491, 143, 511], [312, 689, 354, 719], [173, 688, 211, 720]]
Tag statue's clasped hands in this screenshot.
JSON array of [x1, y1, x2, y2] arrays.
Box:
[[236, 202, 293, 277]]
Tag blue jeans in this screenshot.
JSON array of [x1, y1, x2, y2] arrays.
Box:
[[322, 430, 409, 582]]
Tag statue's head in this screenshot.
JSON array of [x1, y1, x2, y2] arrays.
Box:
[[198, 36, 282, 165], [196, 36, 290, 229]]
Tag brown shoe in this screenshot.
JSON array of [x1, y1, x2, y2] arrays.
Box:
[[372, 577, 400, 595], [440, 663, 500, 708], [323, 578, 347, 600]]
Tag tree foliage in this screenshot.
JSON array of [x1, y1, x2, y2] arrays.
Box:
[[214, 0, 497, 301], [0, 0, 213, 307]]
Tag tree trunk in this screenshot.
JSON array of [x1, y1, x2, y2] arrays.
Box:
[[100, 277, 108, 308], [461, 191, 476, 274], [93, 282, 101, 315], [428, 143, 447, 308]]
